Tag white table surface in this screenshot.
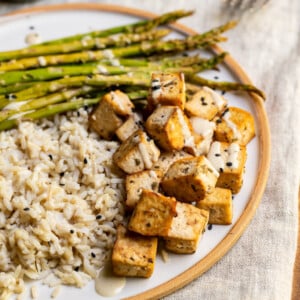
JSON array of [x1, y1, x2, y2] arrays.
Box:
[[0, 1, 299, 299]]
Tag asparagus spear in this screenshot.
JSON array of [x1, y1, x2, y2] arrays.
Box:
[[0, 82, 37, 95], [0, 34, 224, 72], [0, 29, 171, 62], [0, 87, 94, 122], [186, 74, 266, 100], [0, 90, 148, 131], [37, 10, 194, 46], [0, 55, 211, 86]]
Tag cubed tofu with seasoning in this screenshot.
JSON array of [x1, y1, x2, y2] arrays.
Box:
[[152, 151, 192, 175], [207, 141, 247, 194], [113, 130, 160, 174], [112, 225, 158, 278], [128, 190, 177, 236], [116, 113, 143, 142], [145, 106, 194, 152], [161, 156, 219, 202], [104, 90, 134, 116], [196, 187, 232, 225], [89, 97, 123, 140], [188, 117, 216, 156], [214, 107, 255, 145], [125, 170, 163, 210], [164, 202, 209, 254], [185, 86, 227, 120], [149, 72, 186, 110]]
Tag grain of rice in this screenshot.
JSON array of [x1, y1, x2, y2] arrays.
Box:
[[31, 286, 38, 299], [51, 285, 61, 299]]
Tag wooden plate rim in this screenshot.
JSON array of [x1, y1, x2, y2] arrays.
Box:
[[4, 3, 271, 300]]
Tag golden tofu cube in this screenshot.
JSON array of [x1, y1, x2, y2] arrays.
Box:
[[161, 156, 219, 202], [164, 202, 209, 254], [214, 107, 255, 145], [89, 97, 123, 140], [149, 72, 186, 110], [145, 106, 194, 152], [196, 187, 232, 225], [185, 86, 227, 120], [152, 150, 192, 175], [104, 90, 134, 116], [128, 190, 177, 236], [125, 170, 163, 210], [112, 225, 158, 278], [207, 141, 247, 194], [116, 114, 143, 142], [113, 130, 160, 174]]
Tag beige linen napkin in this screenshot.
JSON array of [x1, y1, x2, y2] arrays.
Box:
[[0, 0, 299, 299]]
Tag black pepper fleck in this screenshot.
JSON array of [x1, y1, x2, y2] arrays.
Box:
[[48, 154, 53, 160], [215, 153, 221, 157], [226, 162, 233, 167], [59, 172, 65, 177], [222, 90, 226, 95], [74, 266, 80, 272], [219, 168, 224, 173], [91, 252, 96, 258], [84, 158, 88, 164], [23, 207, 30, 211], [70, 229, 74, 234], [216, 119, 222, 124], [96, 215, 102, 220], [214, 76, 219, 80]]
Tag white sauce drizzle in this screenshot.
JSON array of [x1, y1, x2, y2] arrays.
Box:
[[37, 56, 47, 67], [25, 33, 41, 45], [103, 49, 114, 59], [227, 143, 240, 169], [203, 86, 226, 110], [151, 78, 162, 104], [97, 65, 108, 74], [3, 101, 27, 111], [177, 109, 194, 147], [110, 91, 124, 111], [207, 141, 241, 172], [222, 110, 241, 140], [190, 117, 215, 138], [110, 59, 121, 67], [9, 110, 34, 120], [207, 142, 224, 172], [95, 262, 126, 297], [138, 142, 152, 169]]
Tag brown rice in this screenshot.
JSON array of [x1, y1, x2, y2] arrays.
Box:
[[0, 108, 125, 299]]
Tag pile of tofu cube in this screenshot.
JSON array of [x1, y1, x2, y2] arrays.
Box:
[[89, 72, 255, 278]]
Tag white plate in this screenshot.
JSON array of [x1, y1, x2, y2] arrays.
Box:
[[0, 4, 270, 300]]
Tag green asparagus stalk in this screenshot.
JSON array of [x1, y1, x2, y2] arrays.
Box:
[[0, 74, 150, 109], [0, 98, 100, 131], [37, 10, 194, 46], [0, 29, 171, 62], [0, 87, 94, 122], [0, 82, 37, 95], [0, 34, 225, 72], [0, 55, 212, 86], [0, 54, 226, 109], [0, 90, 149, 131], [186, 74, 266, 100]]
